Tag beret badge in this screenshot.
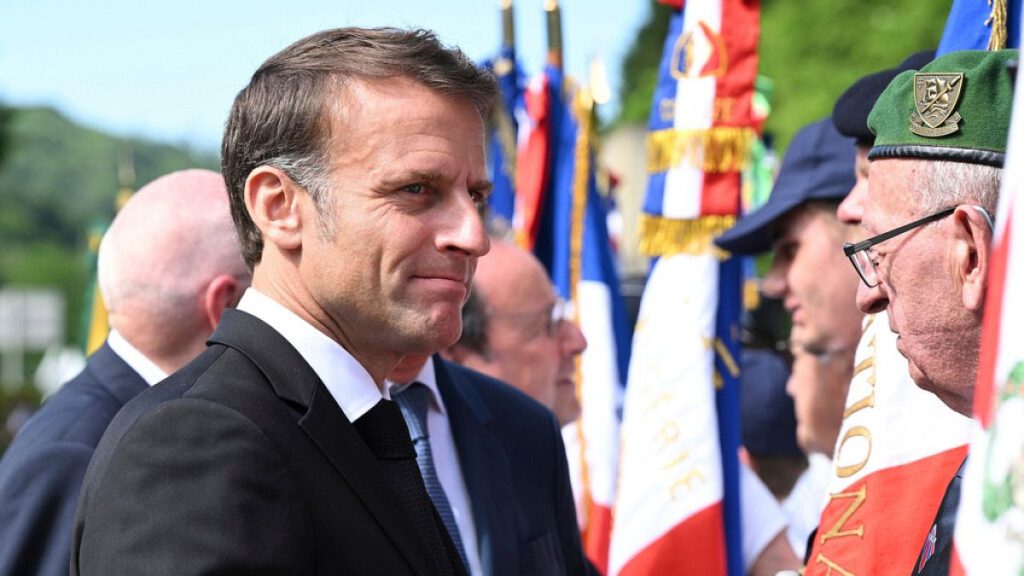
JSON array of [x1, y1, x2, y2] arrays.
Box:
[[910, 72, 964, 138]]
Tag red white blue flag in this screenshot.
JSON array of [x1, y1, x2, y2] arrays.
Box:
[[609, 1, 759, 574]]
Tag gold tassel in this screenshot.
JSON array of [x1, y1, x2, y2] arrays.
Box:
[[987, 0, 1008, 50], [638, 214, 735, 258], [647, 126, 756, 174]]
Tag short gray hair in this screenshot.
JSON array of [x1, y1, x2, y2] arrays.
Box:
[[915, 160, 1001, 216]]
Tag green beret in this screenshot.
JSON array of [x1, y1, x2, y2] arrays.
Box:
[[868, 49, 1017, 167]]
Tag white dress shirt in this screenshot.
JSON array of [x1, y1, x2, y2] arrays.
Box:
[[236, 288, 384, 421], [106, 328, 168, 386], [388, 360, 483, 576]]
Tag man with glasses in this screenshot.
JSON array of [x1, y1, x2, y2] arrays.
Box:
[[444, 239, 587, 426], [852, 49, 1013, 576]]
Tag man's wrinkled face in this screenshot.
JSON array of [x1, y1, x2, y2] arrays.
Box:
[[459, 244, 587, 425], [301, 77, 491, 359], [855, 159, 975, 409], [762, 205, 862, 356]]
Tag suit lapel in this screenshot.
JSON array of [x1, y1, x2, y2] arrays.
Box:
[[209, 310, 439, 576], [434, 357, 519, 576]]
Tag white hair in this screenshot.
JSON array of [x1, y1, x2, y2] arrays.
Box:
[[915, 160, 1001, 216]]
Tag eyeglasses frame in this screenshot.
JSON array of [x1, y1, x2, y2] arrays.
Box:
[[843, 206, 957, 288]]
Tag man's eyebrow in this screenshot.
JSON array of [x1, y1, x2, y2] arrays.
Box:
[[470, 179, 494, 198], [380, 169, 448, 188]]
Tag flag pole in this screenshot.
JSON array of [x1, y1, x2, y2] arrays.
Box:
[[544, 0, 563, 70]]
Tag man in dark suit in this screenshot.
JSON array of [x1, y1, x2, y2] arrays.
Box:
[[0, 169, 250, 576], [383, 238, 588, 574], [387, 355, 587, 575], [72, 28, 520, 576]]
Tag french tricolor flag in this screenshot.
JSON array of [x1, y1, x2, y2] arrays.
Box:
[[608, 1, 759, 574]]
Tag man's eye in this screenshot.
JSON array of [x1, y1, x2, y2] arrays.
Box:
[[402, 184, 426, 194]]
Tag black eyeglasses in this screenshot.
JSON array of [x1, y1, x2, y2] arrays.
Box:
[[843, 207, 956, 288]]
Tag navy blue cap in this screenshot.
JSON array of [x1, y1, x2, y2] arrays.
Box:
[[832, 50, 936, 145], [714, 118, 856, 255], [741, 349, 801, 457]]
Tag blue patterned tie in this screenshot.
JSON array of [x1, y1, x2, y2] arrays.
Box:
[[394, 383, 469, 572]]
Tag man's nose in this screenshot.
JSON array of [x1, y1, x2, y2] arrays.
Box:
[[855, 280, 889, 315], [559, 320, 587, 357], [440, 191, 490, 257]]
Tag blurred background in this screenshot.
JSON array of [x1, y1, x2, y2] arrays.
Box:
[[0, 0, 950, 451]]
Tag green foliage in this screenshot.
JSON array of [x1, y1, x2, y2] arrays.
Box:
[[760, 0, 952, 150], [613, 0, 953, 150], [0, 103, 10, 168], [0, 106, 219, 346]]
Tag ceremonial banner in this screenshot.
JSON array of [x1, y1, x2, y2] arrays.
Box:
[[482, 44, 524, 229], [938, 0, 1021, 54], [952, 45, 1024, 575], [803, 313, 971, 575], [609, 1, 759, 574], [514, 71, 553, 250], [531, 64, 631, 574]]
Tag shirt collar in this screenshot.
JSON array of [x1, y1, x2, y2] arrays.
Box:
[[387, 356, 447, 416], [236, 288, 384, 421], [106, 329, 168, 386]]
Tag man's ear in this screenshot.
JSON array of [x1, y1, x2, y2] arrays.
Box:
[[245, 166, 304, 251], [201, 274, 244, 331], [439, 344, 464, 364], [952, 205, 993, 312]]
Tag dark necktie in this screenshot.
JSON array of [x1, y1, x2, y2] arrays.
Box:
[[353, 399, 464, 576], [393, 383, 470, 571]]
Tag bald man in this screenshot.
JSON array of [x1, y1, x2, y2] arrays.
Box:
[[0, 169, 250, 576], [444, 239, 587, 426]]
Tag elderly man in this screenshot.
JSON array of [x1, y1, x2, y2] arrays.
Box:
[[443, 239, 587, 426], [0, 169, 249, 576], [852, 49, 1014, 576], [71, 28, 586, 576], [715, 118, 861, 457]]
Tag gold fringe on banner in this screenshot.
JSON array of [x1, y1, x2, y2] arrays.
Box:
[[987, 0, 1008, 50], [638, 214, 735, 258], [647, 126, 756, 174]]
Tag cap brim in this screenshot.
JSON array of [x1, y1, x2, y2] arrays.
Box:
[[714, 193, 803, 254]]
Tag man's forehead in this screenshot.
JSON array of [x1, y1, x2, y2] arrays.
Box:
[[863, 159, 917, 228]]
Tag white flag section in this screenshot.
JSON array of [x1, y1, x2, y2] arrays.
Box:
[[806, 311, 971, 574], [954, 53, 1024, 574], [610, 253, 726, 575], [564, 278, 622, 572]]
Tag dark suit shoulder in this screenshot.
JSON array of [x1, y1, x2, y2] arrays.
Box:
[[74, 390, 314, 575], [8, 355, 143, 453], [443, 361, 558, 423]]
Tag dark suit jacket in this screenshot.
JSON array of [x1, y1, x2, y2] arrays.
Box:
[[0, 343, 147, 576], [71, 310, 462, 575], [433, 358, 587, 576], [912, 457, 966, 576]]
